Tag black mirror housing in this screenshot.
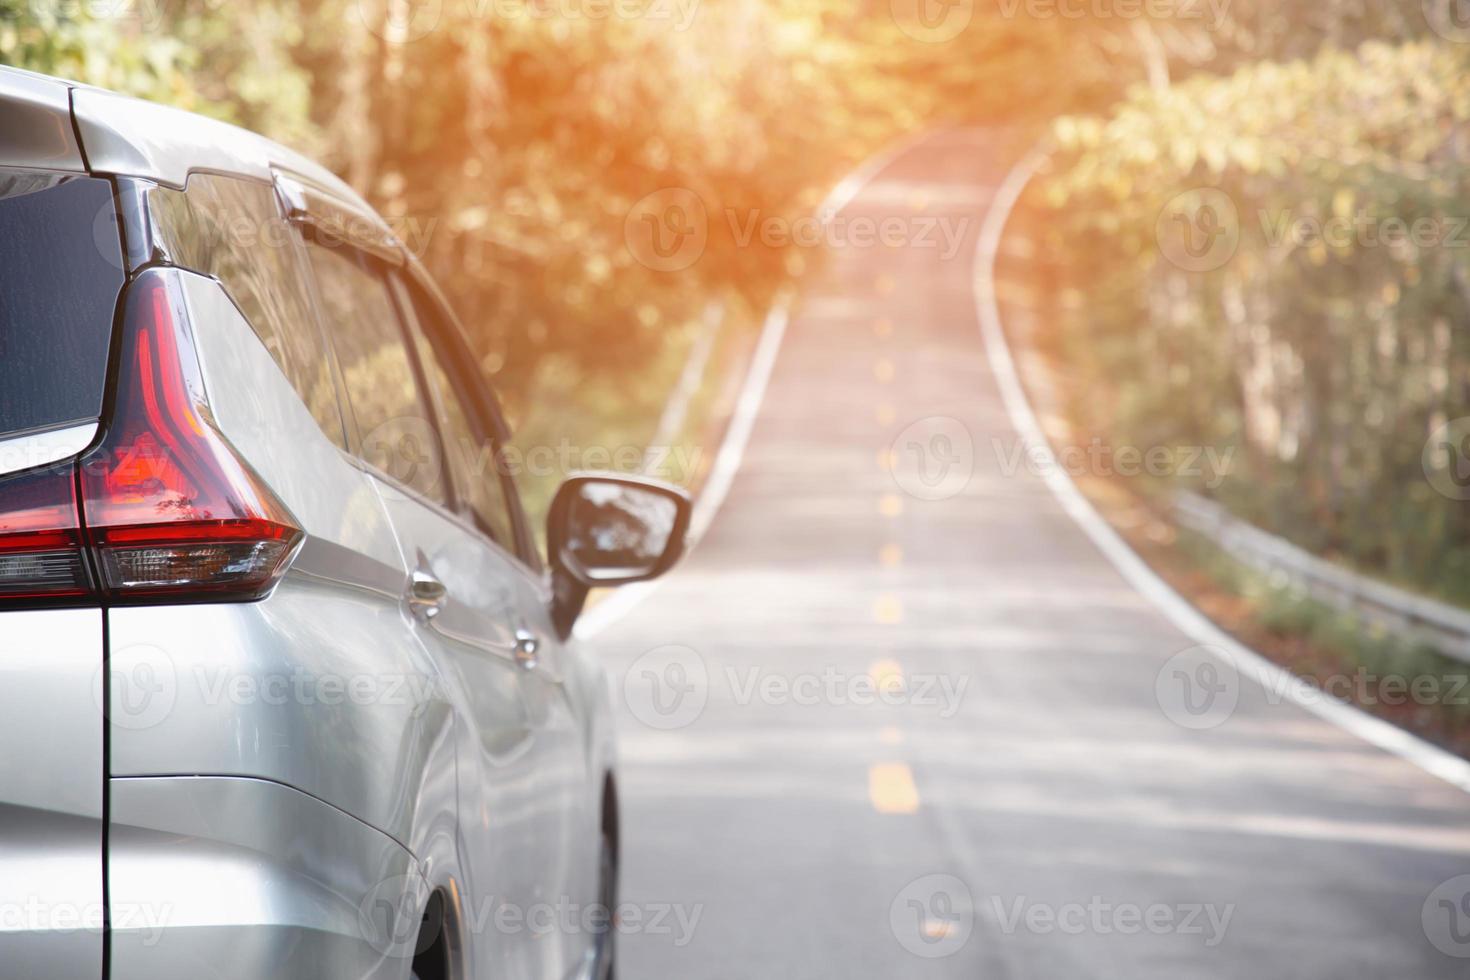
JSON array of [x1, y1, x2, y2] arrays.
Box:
[[546, 472, 692, 636]]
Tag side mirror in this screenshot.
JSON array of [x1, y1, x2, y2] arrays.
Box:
[[547, 472, 692, 637]]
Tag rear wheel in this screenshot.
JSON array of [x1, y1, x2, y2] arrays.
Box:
[[595, 832, 617, 980]]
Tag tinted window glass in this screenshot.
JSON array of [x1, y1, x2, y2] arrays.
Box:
[[0, 173, 124, 439], [396, 276, 518, 551], [306, 243, 446, 505], [149, 175, 345, 448]]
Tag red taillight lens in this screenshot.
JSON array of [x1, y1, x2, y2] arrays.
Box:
[[0, 270, 303, 607], [77, 271, 304, 601], [0, 465, 90, 599]]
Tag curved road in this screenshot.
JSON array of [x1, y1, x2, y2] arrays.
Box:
[[591, 132, 1470, 978]]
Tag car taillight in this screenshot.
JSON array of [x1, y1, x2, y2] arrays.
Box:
[[0, 270, 303, 607], [0, 465, 90, 599]]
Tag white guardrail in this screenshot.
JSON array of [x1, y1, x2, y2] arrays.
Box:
[[1172, 491, 1470, 665]]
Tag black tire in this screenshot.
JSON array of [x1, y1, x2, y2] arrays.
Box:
[[595, 832, 617, 980]]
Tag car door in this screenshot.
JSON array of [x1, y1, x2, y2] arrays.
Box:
[[295, 222, 562, 979], [391, 270, 597, 978]]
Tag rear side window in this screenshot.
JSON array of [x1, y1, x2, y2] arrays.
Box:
[[305, 242, 447, 505], [395, 275, 519, 552], [0, 172, 124, 439], [148, 175, 345, 448]]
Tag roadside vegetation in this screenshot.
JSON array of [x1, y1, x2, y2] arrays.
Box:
[[6, 4, 1466, 698], [0, 0, 1159, 526], [989, 3, 1470, 751], [1031, 28, 1470, 607]]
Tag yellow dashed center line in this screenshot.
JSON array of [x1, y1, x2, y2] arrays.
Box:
[[868, 658, 905, 696], [869, 763, 920, 814], [874, 317, 893, 338], [873, 594, 904, 625], [875, 402, 896, 426], [877, 448, 896, 472], [879, 493, 904, 517], [879, 543, 903, 567], [873, 358, 895, 384], [878, 725, 904, 746]]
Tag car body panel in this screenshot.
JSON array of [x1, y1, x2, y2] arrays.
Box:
[[0, 68, 84, 171], [0, 421, 99, 479], [108, 775, 423, 980], [0, 609, 104, 977], [70, 83, 373, 215], [176, 270, 399, 565], [369, 474, 599, 978], [106, 577, 453, 850]]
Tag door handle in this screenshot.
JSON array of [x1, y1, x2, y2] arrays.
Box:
[[408, 570, 448, 621], [514, 628, 540, 670]]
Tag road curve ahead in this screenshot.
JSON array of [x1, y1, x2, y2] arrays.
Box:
[[590, 131, 1470, 979]]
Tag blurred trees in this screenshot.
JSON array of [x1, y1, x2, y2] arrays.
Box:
[[6, 0, 1466, 596], [0, 0, 1153, 418], [4, 0, 918, 414], [1035, 34, 1470, 603]]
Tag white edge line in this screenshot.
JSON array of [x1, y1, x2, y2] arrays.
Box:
[[576, 130, 945, 640], [972, 147, 1470, 795], [574, 298, 789, 639]]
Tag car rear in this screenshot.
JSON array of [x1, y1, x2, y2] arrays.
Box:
[[0, 71, 429, 980], [0, 73, 123, 977]]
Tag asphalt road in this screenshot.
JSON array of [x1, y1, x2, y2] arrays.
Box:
[[589, 132, 1470, 978]]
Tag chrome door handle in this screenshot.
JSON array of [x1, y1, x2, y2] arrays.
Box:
[[408, 570, 448, 620], [514, 629, 540, 670]]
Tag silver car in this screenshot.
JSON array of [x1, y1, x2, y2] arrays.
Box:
[[0, 66, 690, 980]]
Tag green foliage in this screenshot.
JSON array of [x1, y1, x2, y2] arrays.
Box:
[[9, 1, 1467, 599], [0, 1, 315, 142], [1179, 526, 1470, 734], [1034, 38, 1470, 605]]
